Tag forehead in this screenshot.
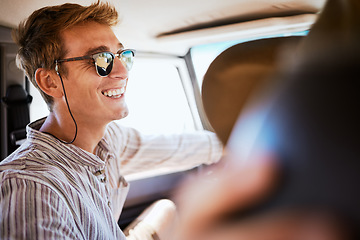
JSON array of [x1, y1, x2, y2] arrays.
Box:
[[60, 21, 123, 57]]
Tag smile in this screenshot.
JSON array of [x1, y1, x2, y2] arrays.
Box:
[[102, 87, 125, 98]]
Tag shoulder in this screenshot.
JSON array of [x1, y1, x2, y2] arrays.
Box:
[[0, 161, 62, 188], [0, 168, 67, 206], [1, 143, 58, 173], [0, 149, 74, 196]]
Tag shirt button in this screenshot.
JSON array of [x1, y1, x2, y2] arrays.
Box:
[[94, 169, 105, 176], [101, 176, 107, 183]]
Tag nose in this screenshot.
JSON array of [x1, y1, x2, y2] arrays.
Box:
[[108, 55, 128, 79]]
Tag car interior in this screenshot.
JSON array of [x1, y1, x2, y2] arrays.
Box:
[[1, 0, 327, 230]]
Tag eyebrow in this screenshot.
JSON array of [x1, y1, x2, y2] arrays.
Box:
[[84, 43, 124, 56]]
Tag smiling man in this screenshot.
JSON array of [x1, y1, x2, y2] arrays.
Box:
[[0, 2, 222, 239], [37, 20, 132, 153]]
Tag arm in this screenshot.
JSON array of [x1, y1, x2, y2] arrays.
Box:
[[105, 123, 223, 176]]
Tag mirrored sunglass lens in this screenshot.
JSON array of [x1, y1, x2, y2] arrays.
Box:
[[95, 53, 114, 76], [119, 50, 135, 71]]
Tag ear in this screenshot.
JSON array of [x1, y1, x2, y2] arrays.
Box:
[[35, 68, 63, 98]]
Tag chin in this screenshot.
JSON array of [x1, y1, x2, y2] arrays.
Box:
[[113, 108, 129, 120]]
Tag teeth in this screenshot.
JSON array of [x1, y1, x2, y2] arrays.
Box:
[[102, 87, 125, 98]]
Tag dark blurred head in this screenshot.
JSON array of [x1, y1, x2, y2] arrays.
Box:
[[228, 40, 360, 239]]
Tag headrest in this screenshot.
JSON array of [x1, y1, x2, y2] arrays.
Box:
[[202, 36, 303, 145]]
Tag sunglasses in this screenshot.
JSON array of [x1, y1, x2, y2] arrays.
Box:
[[55, 49, 136, 77]]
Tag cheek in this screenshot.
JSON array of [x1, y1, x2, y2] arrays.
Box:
[[64, 79, 101, 105]]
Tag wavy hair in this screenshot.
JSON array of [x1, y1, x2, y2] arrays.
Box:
[[12, 1, 119, 110]]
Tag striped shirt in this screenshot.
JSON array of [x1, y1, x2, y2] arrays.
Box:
[[0, 118, 222, 239]]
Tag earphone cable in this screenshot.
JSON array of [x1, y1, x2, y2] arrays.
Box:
[[43, 69, 78, 144]]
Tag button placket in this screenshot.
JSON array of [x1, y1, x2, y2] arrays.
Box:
[[93, 167, 111, 207], [104, 154, 114, 209]]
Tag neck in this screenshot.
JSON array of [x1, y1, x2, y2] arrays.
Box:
[[40, 112, 107, 154]]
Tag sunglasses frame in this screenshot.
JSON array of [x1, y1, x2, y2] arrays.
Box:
[[55, 49, 136, 77]]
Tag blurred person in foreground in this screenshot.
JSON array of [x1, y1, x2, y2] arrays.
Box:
[[174, 0, 360, 239], [0, 2, 223, 239]]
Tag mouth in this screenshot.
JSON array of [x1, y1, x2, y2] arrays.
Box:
[[101, 87, 126, 99]]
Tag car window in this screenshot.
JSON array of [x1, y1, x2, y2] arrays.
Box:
[[191, 31, 309, 91], [116, 57, 197, 134]]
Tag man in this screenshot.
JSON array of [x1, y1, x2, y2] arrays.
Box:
[[0, 2, 222, 239]]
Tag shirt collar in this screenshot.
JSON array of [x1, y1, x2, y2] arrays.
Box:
[[27, 118, 112, 172]]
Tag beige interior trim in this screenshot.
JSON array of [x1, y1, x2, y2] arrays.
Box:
[[157, 14, 317, 46]]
